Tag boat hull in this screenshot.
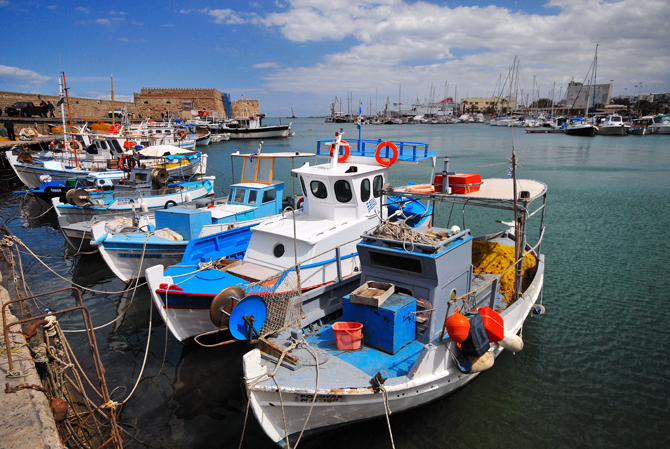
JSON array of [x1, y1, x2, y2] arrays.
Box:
[[565, 125, 596, 136], [247, 255, 545, 446], [596, 126, 629, 135], [223, 125, 291, 139]]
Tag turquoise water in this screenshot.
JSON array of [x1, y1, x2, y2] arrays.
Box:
[[1, 120, 669, 448]]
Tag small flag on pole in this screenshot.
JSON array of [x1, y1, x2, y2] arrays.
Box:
[[55, 94, 65, 108], [507, 166, 513, 178]]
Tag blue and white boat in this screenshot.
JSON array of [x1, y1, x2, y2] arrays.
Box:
[[145, 135, 435, 343], [52, 167, 215, 223], [92, 151, 316, 283], [243, 161, 548, 447]]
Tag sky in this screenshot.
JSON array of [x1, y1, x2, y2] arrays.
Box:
[[1, 0, 669, 117]]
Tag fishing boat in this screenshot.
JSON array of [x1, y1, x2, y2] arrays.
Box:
[[241, 158, 547, 447], [52, 167, 215, 223], [564, 117, 597, 136], [5, 142, 207, 189], [145, 135, 435, 343], [92, 151, 315, 283]]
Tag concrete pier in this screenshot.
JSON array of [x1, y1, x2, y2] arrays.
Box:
[[0, 271, 64, 449]]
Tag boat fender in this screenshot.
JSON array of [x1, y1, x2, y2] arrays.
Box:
[[164, 200, 178, 209], [531, 304, 546, 316], [140, 201, 149, 213], [469, 351, 494, 373], [90, 232, 108, 247], [499, 330, 524, 353], [405, 184, 435, 193], [185, 192, 192, 202], [446, 308, 470, 343], [147, 223, 155, 232]]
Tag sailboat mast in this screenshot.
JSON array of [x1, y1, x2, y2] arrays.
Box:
[[111, 74, 115, 127], [592, 44, 599, 119], [62, 73, 78, 169]]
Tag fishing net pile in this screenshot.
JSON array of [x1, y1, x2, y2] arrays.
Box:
[[471, 240, 537, 304]]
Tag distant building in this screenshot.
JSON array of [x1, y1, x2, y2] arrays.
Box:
[[133, 87, 260, 120], [459, 97, 515, 114], [565, 81, 612, 109]]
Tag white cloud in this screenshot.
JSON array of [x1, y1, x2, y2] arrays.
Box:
[[74, 6, 89, 13], [0, 0, 10, 6], [180, 9, 192, 14], [253, 62, 281, 69], [95, 18, 110, 25], [201, 8, 257, 24], [47, 5, 56, 10], [236, 0, 670, 98], [0, 65, 51, 88]]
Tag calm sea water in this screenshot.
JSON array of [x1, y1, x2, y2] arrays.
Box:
[[1, 119, 669, 448]]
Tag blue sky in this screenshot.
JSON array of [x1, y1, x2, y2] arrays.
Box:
[[1, 0, 669, 117]]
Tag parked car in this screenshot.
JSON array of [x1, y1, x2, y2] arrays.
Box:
[[4, 102, 48, 117]]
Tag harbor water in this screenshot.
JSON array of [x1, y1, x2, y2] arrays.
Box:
[[1, 119, 668, 448]]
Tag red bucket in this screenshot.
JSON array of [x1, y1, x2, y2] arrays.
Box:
[[332, 322, 363, 350]]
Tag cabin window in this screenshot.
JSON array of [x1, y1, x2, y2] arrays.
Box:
[[334, 180, 352, 203], [300, 176, 307, 196], [110, 140, 123, 154], [360, 179, 371, 202], [373, 175, 384, 198], [273, 243, 285, 258], [248, 190, 258, 204], [310, 181, 328, 199], [233, 189, 246, 203], [99, 141, 108, 150], [369, 251, 422, 274], [262, 188, 276, 204]]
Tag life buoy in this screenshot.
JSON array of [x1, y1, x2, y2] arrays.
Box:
[[375, 141, 399, 167], [119, 154, 136, 172], [329, 139, 350, 163], [49, 140, 63, 151], [296, 197, 304, 209], [67, 140, 83, 153], [109, 124, 122, 134], [405, 184, 435, 193]]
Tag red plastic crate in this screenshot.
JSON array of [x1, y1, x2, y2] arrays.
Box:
[[448, 173, 482, 194]]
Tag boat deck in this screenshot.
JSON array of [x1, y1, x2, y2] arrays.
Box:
[[260, 325, 425, 391]]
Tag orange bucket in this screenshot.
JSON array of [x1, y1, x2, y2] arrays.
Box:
[[332, 322, 363, 350]]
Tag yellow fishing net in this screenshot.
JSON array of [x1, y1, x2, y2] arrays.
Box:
[[472, 240, 537, 304]]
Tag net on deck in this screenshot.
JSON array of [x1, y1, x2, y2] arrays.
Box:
[[242, 266, 303, 338]]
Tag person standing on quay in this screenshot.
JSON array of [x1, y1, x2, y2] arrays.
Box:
[[5, 120, 16, 141], [47, 101, 55, 118]]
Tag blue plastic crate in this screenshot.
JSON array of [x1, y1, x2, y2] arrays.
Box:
[[154, 208, 212, 241], [343, 292, 416, 354]]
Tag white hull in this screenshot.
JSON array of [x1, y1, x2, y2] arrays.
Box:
[[53, 180, 214, 221], [99, 243, 187, 284], [248, 259, 545, 446]]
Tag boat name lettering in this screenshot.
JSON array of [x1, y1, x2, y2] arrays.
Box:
[[117, 198, 137, 205], [295, 394, 344, 403], [118, 253, 163, 259]]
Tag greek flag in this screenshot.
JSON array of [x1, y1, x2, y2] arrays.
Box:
[[507, 166, 513, 178], [366, 198, 377, 212]]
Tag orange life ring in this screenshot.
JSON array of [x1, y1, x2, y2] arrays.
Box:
[[375, 141, 399, 167], [329, 139, 350, 162], [406, 184, 435, 193], [119, 154, 136, 172], [296, 197, 304, 209], [67, 140, 83, 153], [110, 124, 122, 134]]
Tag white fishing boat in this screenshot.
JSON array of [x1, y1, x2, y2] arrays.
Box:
[[241, 158, 547, 447], [145, 135, 435, 343]]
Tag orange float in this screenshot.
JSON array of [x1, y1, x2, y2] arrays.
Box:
[[478, 306, 504, 342], [446, 308, 470, 343], [329, 139, 350, 162], [375, 141, 399, 166]]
